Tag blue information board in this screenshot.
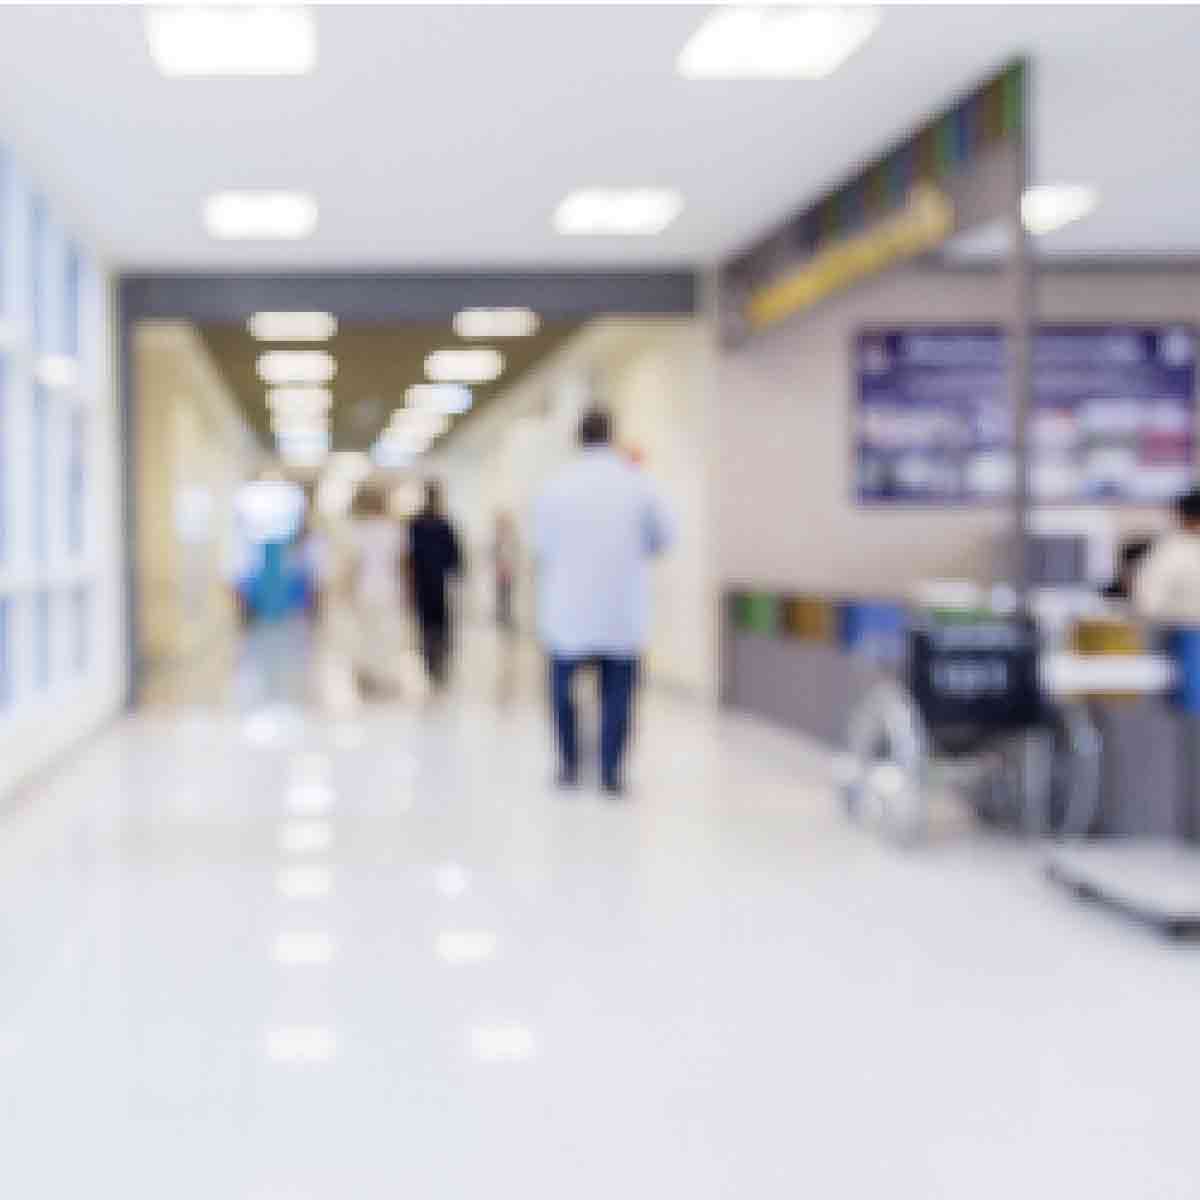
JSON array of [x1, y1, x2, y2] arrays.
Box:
[[856, 326, 1196, 504]]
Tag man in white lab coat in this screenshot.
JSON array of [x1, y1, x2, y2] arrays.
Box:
[[1135, 488, 1200, 624], [532, 409, 674, 796]]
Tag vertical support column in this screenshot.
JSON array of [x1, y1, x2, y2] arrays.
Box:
[[1009, 62, 1035, 610]]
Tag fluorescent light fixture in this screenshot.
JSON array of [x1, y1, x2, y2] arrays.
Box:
[[267, 386, 333, 417], [678, 5, 880, 80], [273, 931, 336, 966], [265, 1027, 338, 1064], [469, 1025, 537, 1063], [271, 413, 329, 438], [554, 188, 683, 236], [146, 6, 316, 77], [277, 866, 334, 899], [406, 383, 473, 415], [35, 355, 78, 391], [1021, 184, 1099, 236], [436, 931, 498, 966], [373, 444, 418, 470], [390, 409, 450, 438], [276, 431, 330, 457], [205, 191, 318, 241], [279, 446, 328, 471], [375, 438, 432, 465], [258, 349, 336, 385], [279, 820, 333, 855], [249, 311, 337, 342], [453, 307, 540, 339], [424, 347, 505, 384]]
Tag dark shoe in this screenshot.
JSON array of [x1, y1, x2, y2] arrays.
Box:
[[556, 769, 580, 791], [601, 777, 627, 799]]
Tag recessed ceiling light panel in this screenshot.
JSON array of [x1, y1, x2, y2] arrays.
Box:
[[1021, 184, 1099, 236], [406, 383, 473, 415], [425, 348, 505, 384], [267, 386, 333, 417], [258, 350, 336, 386], [554, 188, 683, 236], [678, 6, 880, 80], [453, 308, 540, 339], [205, 191, 318, 241], [249, 311, 338, 342], [146, 6, 317, 77]]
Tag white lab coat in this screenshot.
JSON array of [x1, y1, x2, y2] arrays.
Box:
[[532, 448, 674, 657]]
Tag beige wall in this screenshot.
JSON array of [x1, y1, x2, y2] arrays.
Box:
[[716, 266, 1200, 595], [135, 322, 260, 669], [433, 318, 717, 697]]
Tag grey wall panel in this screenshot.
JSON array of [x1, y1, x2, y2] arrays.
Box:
[[1092, 700, 1187, 838], [727, 632, 883, 745]]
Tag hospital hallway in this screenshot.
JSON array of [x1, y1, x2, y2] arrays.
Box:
[[1, 619, 1198, 1200]]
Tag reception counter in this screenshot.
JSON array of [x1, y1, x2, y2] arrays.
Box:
[[722, 588, 1196, 839]]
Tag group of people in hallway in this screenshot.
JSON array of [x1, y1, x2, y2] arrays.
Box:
[[336, 408, 673, 796]]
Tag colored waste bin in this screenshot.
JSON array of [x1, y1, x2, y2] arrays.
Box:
[[1166, 627, 1200, 714], [838, 600, 908, 665]]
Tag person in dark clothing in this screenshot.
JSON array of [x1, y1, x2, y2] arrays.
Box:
[[408, 481, 463, 686], [1102, 537, 1154, 602]]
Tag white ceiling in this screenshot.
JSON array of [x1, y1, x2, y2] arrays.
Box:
[[0, 4, 1197, 271]]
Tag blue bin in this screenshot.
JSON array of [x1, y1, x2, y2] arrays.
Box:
[[838, 601, 908, 666], [1166, 627, 1200, 714]]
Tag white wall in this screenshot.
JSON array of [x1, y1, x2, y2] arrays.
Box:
[[716, 265, 1200, 595], [0, 144, 126, 801], [432, 318, 717, 697]]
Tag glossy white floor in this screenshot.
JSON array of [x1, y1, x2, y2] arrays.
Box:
[[3, 618, 1199, 1199]]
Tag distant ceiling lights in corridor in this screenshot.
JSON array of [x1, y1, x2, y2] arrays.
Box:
[[257, 350, 337, 386], [205, 192, 318, 241], [453, 308, 540, 339], [249, 312, 338, 342], [406, 384, 473, 415], [424, 348, 505, 385], [677, 5, 881, 80], [554, 189, 683, 236], [266, 386, 333, 418], [145, 6, 317, 77]]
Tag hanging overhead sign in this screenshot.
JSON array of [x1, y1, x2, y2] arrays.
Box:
[[720, 61, 1026, 343]]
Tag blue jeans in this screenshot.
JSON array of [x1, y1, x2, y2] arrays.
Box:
[[550, 656, 639, 786]]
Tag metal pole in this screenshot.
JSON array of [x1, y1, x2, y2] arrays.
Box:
[[1011, 62, 1035, 611]]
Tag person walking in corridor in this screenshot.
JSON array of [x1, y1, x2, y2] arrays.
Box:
[[533, 408, 674, 797], [408, 481, 462, 686]]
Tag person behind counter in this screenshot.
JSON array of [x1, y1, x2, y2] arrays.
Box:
[[1134, 488, 1200, 622], [1102, 537, 1154, 603]]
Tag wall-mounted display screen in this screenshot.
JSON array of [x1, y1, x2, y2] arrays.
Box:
[[855, 325, 1196, 504]]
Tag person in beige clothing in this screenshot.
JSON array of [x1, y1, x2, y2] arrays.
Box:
[[1134, 488, 1200, 624]]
